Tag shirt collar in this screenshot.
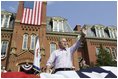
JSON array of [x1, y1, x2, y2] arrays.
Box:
[[59, 48, 67, 51]]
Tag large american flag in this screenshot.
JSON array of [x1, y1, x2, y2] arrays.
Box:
[[21, 1, 42, 25], [40, 67, 117, 78]]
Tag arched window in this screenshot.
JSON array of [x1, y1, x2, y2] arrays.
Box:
[[50, 42, 56, 54], [22, 34, 28, 49], [95, 47, 100, 55], [111, 48, 117, 60], [30, 34, 36, 50], [105, 47, 110, 53], [1, 41, 9, 59]]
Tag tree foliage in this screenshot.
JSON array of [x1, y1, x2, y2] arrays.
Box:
[[96, 44, 116, 66]]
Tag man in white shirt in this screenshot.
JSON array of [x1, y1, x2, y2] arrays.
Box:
[[46, 30, 85, 73]]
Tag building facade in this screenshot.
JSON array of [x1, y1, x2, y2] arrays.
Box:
[[74, 24, 117, 66], [1, 1, 117, 72], [1, 1, 82, 72]]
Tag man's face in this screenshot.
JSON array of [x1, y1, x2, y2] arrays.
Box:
[[59, 38, 67, 49]]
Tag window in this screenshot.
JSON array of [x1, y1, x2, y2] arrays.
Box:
[[96, 47, 100, 55], [105, 47, 110, 53], [111, 30, 116, 39], [111, 30, 115, 38], [101, 28, 105, 37], [1, 41, 9, 59], [22, 34, 28, 49], [99, 28, 102, 37], [97, 29, 100, 37], [95, 26, 105, 38], [111, 48, 117, 60], [4, 15, 9, 27], [50, 42, 56, 54], [30, 34, 36, 50], [59, 21, 64, 32], [53, 20, 64, 32], [53, 20, 58, 31], [109, 29, 114, 38], [52, 19, 73, 32], [95, 27, 99, 37]]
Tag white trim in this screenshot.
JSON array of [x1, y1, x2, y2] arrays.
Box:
[[1, 15, 6, 27], [4, 15, 9, 28], [102, 28, 105, 37], [7, 15, 11, 28], [30, 34, 36, 50], [62, 20, 64, 32]]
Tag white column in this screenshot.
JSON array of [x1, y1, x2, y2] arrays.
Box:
[[102, 28, 105, 37], [1, 15, 6, 27], [52, 19, 55, 31], [62, 20, 64, 32], [99, 27, 102, 37], [57, 20, 59, 32], [7, 15, 11, 28]]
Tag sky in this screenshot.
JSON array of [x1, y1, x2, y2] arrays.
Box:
[[1, 1, 117, 29]]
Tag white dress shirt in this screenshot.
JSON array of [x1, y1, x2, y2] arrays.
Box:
[[46, 39, 81, 69]]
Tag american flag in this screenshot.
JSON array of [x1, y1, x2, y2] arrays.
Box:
[[21, 1, 42, 25], [40, 67, 117, 78]]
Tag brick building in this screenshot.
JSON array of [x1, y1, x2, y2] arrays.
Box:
[[1, 1, 117, 73], [74, 24, 117, 65]]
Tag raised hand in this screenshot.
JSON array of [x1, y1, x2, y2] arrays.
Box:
[[79, 29, 86, 42]]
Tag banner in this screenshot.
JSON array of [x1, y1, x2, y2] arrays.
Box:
[[33, 37, 41, 72]]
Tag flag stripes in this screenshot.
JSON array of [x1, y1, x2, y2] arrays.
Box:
[[21, 1, 42, 25]]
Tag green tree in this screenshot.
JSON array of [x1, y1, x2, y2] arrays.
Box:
[[96, 44, 115, 66]]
